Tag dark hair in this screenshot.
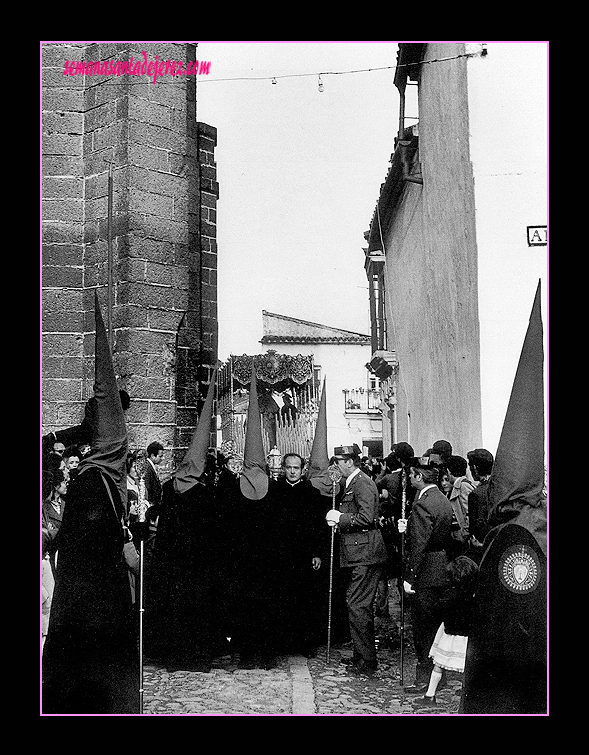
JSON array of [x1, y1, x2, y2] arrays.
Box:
[[392, 442, 414, 465], [371, 459, 384, 474], [411, 465, 439, 485], [44, 451, 64, 474], [447, 555, 479, 589], [446, 455, 468, 477], [385, 453, 402, 472], [43, 467, 67, 499], [467, 449, 494, 476], [126, 450, 138, 474], [282, 453, 304, 469], [147, 441, 164, 458], [432, 439, 452, 458], [63, 445, 80, 461]]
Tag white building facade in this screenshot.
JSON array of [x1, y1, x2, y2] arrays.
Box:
[[261, 311, 383, 458], [365, 42, 548, 459]]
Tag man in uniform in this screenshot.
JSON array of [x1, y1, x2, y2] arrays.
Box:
[[326, 444, 388, 676], [398, 455, 454, 693]]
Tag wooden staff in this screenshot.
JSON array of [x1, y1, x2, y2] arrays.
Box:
[[326, 464, 342, 663], [399, 467, 407, 686], [135, 451, 149, 715]]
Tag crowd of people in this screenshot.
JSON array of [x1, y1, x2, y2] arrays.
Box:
[[42, 421, 545, 713], [40, 295, 546, 716]]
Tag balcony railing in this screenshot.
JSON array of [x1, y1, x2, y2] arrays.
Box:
[[343, 388, 381, 413]]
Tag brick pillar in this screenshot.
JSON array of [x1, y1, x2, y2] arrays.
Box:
[[170, 122, 219, 463], [41, 42, 218, 472], [42, 43, 86, 432]]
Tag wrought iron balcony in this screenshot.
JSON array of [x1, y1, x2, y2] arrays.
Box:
[[343, 388, 381, 414]]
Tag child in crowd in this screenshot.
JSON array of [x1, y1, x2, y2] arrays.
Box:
[[414, 555, 479, 708]]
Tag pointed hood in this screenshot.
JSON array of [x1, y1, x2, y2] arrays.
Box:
[[174, 368, 217, 494], [239, 365, 269, 500], [487, 280, 547, 556], [78, 292, 128, 511], [308, 379, 334, 497]]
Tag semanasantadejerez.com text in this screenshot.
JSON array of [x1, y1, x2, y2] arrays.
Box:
[[63, 53, 211, 84]]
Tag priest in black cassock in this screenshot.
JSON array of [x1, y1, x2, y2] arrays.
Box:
[[42, 294, 139, 714], [273, 452, 327, 657]]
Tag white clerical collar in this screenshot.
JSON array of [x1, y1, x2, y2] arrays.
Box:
[[345, 467, 361, 488]]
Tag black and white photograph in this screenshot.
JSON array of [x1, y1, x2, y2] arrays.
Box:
[[41, 40, 548, 716]]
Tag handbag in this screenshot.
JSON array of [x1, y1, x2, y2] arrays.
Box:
[[122, 537, 140, 576]]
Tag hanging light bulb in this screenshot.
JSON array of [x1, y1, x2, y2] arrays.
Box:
[[318, 75, 324, 92]]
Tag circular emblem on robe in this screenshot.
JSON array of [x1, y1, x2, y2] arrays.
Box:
[[499, 544, 540, 593]]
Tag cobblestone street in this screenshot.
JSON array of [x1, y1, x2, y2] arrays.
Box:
[[142, 591, 463, 716]]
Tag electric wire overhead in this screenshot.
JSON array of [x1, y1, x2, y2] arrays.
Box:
[[197, 50, 488, 85]]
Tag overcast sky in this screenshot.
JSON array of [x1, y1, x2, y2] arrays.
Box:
[[195, 42, 403, 359]]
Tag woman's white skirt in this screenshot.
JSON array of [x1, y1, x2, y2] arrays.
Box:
[[428, 622, 468, 672]]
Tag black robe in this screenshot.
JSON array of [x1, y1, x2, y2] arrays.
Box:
[[144, 478, 224, 668], [273, 477, 329, 653], [212, 468, 244, 646], [223, 478, 287, 663], [461, 522, 547, 714], [42, 468, 139, 714]]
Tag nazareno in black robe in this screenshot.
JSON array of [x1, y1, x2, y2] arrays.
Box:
[[42, 467, 139, 714], [461, 521, 547, 714], [144, 477, 226, 668]]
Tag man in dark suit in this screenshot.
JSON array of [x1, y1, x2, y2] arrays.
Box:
[[326, 444, 388, 676], [398, 456, 454, 693], [144, 441, 164, 509], [140, 441, 165, 598], [376, 444, 416, 570]]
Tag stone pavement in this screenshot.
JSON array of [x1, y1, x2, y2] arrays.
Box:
[[142, 592, 463, 716]]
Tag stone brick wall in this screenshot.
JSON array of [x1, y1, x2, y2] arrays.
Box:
[[41, 42, 218, 471], [42, 43, 86, 431]]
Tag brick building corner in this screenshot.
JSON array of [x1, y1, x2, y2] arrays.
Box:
[[41, 42, 218, 469]]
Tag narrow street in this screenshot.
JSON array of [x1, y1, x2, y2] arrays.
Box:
[[142, 590, 463, 716]]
